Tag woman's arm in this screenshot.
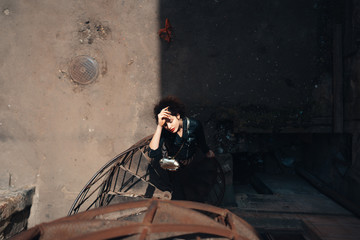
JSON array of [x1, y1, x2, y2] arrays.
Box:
[[149, 125, 163, 150], [149, 106, 170, 150]]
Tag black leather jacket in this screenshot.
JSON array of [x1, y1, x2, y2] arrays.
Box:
[[148, 117, 210, 161]]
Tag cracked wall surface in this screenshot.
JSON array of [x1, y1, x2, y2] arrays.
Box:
[[1, 0, 355, 228], [0, 0, 160, 225]]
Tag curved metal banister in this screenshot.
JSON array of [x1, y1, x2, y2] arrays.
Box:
[[68, 135, 153, 215], [68, 135, 225, 216]]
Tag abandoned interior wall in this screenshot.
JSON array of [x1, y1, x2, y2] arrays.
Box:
[[159, 0, 328, 132], [299, 0, 360, 217], [0, 0, 161, 226], [1, 0, 360, 230]]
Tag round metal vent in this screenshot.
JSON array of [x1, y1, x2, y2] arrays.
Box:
[[69, 55, 99, 84]]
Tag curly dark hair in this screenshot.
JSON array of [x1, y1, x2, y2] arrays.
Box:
[[153, 96, 186, 122]]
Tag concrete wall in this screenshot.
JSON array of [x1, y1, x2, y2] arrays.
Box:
[[0, 0, 160, 225], [159, 0, 321, 108], [157, 0, 332, 132], [0, 0, 335, 226]]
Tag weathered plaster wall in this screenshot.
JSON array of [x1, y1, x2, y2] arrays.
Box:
[[1, 0, 353, 228], [0, 0, 160, 225]]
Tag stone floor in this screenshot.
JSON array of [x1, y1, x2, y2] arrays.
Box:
[[225, 173, 360, 240]]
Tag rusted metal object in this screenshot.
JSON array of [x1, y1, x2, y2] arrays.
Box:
[[13, 199, 259, 240], [69, 55, 99, 84], [68, 135, 225, 215]]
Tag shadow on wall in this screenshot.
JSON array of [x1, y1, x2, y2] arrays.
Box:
[[158, 0, 328, 113], [156, 0, 360, 217]]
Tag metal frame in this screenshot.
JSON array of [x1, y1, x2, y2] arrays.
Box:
[[68, 135, 226, 216]]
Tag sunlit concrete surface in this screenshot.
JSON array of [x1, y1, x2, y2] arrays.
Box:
[[0, 0, 160, 226], [2, 0, 359, 233]]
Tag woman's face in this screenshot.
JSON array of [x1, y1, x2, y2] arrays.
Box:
[[163, 114, 181, 133]]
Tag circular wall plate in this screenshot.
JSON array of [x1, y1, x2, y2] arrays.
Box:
[[69, 55, 99, 84]]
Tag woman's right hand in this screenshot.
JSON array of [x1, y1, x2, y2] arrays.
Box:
[[157, 106, 171, 127]]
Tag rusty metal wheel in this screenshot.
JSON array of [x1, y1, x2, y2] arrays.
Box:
[[19, 200, 259, 240]]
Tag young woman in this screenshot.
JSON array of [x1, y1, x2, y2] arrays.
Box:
[[148, 96, 216, 201]]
